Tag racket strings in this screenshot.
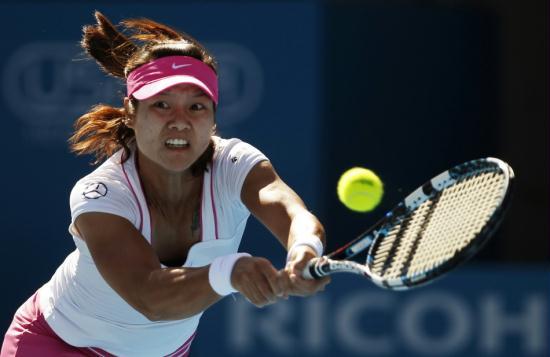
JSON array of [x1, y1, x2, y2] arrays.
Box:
[[370, 171, 507, 281], [398, 192, 442, 277], [370, 196, 441, 278], [377, 211, 413, 277]]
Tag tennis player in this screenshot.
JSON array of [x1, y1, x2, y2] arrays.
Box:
[[1, 12, 329, 356]]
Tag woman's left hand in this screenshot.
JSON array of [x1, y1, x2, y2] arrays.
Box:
[[281, 245, 331, 297]]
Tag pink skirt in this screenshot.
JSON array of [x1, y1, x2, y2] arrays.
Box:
[[1, 292, 193, 356]]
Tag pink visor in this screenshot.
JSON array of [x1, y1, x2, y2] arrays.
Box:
[[127, 56, 218, 105]]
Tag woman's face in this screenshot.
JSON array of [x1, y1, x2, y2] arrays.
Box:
[[126, 84, 216, 174]]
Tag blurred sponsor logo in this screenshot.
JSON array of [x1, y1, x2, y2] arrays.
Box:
[[2, 41, 263, 144], [208, 42, 264, 128], [2, 42, 121, 144], [225, 290, 547, 356]]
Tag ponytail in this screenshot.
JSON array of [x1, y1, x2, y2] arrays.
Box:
[[69, 104, 133, 164], [81, 11, 138, 79]]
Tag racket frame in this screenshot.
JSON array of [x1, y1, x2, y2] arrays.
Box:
[[305, 157, 515, 290]]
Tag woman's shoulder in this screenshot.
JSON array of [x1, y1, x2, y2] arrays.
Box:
[[213, 136, 242, 151], [210, 136, 268, 184], [212, 136, 263, 162], [69, 149, 141, 225], [72, 149, 132, 197]]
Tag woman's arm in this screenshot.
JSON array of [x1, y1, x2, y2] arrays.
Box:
[[240, 160, 330, 296], [75, 212, 282, 321]]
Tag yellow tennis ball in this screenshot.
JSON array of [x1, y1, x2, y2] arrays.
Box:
[[337, 167, 384, 212]]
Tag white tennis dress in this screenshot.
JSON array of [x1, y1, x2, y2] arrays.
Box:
[[37, 137, 267, 356]]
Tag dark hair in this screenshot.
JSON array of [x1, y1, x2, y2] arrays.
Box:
[[69, 11, 217, 175]]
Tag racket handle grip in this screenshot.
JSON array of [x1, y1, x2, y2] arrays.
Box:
[[302, 257, 327, 280]]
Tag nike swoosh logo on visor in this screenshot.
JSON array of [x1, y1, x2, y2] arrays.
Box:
[[172, 63, 192, 69]]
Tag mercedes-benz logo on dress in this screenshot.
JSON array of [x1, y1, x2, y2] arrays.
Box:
[[83, 182, 108, 199]]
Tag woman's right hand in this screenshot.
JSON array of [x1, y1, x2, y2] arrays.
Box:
[[231, 257, 286, 307]]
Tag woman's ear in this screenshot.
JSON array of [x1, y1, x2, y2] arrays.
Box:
[[123, 97, 135, 128]]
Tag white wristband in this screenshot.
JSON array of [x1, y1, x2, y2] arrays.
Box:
[[286, 236, 324, 262], [209, 253, 251, 296]]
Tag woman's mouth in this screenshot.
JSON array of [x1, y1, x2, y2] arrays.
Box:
[[165, 138, 190, 149]]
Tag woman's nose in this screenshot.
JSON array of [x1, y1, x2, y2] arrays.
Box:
[[167, 112, 191, 131]]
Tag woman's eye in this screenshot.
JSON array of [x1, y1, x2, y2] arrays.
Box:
[[153, 101, 169, 109], [190, 103, 206, 111]]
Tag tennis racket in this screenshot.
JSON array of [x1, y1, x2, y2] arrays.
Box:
[[304, 157, 514, 290]]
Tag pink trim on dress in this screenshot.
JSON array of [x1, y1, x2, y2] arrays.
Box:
[[199, 177, 204, 242], [133, 154, 154, 242], [164, 331, 196, 357], [210, 163, 219, 240], [121, 154, 144, 233], [86, 347, 112, 356]]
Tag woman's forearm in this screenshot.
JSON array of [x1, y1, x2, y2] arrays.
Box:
[[137, 266, 221, 321], [287, 209, 326, 249]]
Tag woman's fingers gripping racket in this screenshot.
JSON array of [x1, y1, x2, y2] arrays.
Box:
[[285, 248, 330, 296]]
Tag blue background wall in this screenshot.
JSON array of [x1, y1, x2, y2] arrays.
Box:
[[0, 1, 547, 356]]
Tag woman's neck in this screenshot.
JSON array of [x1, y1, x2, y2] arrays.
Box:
[[136, 150, 202, 211]]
